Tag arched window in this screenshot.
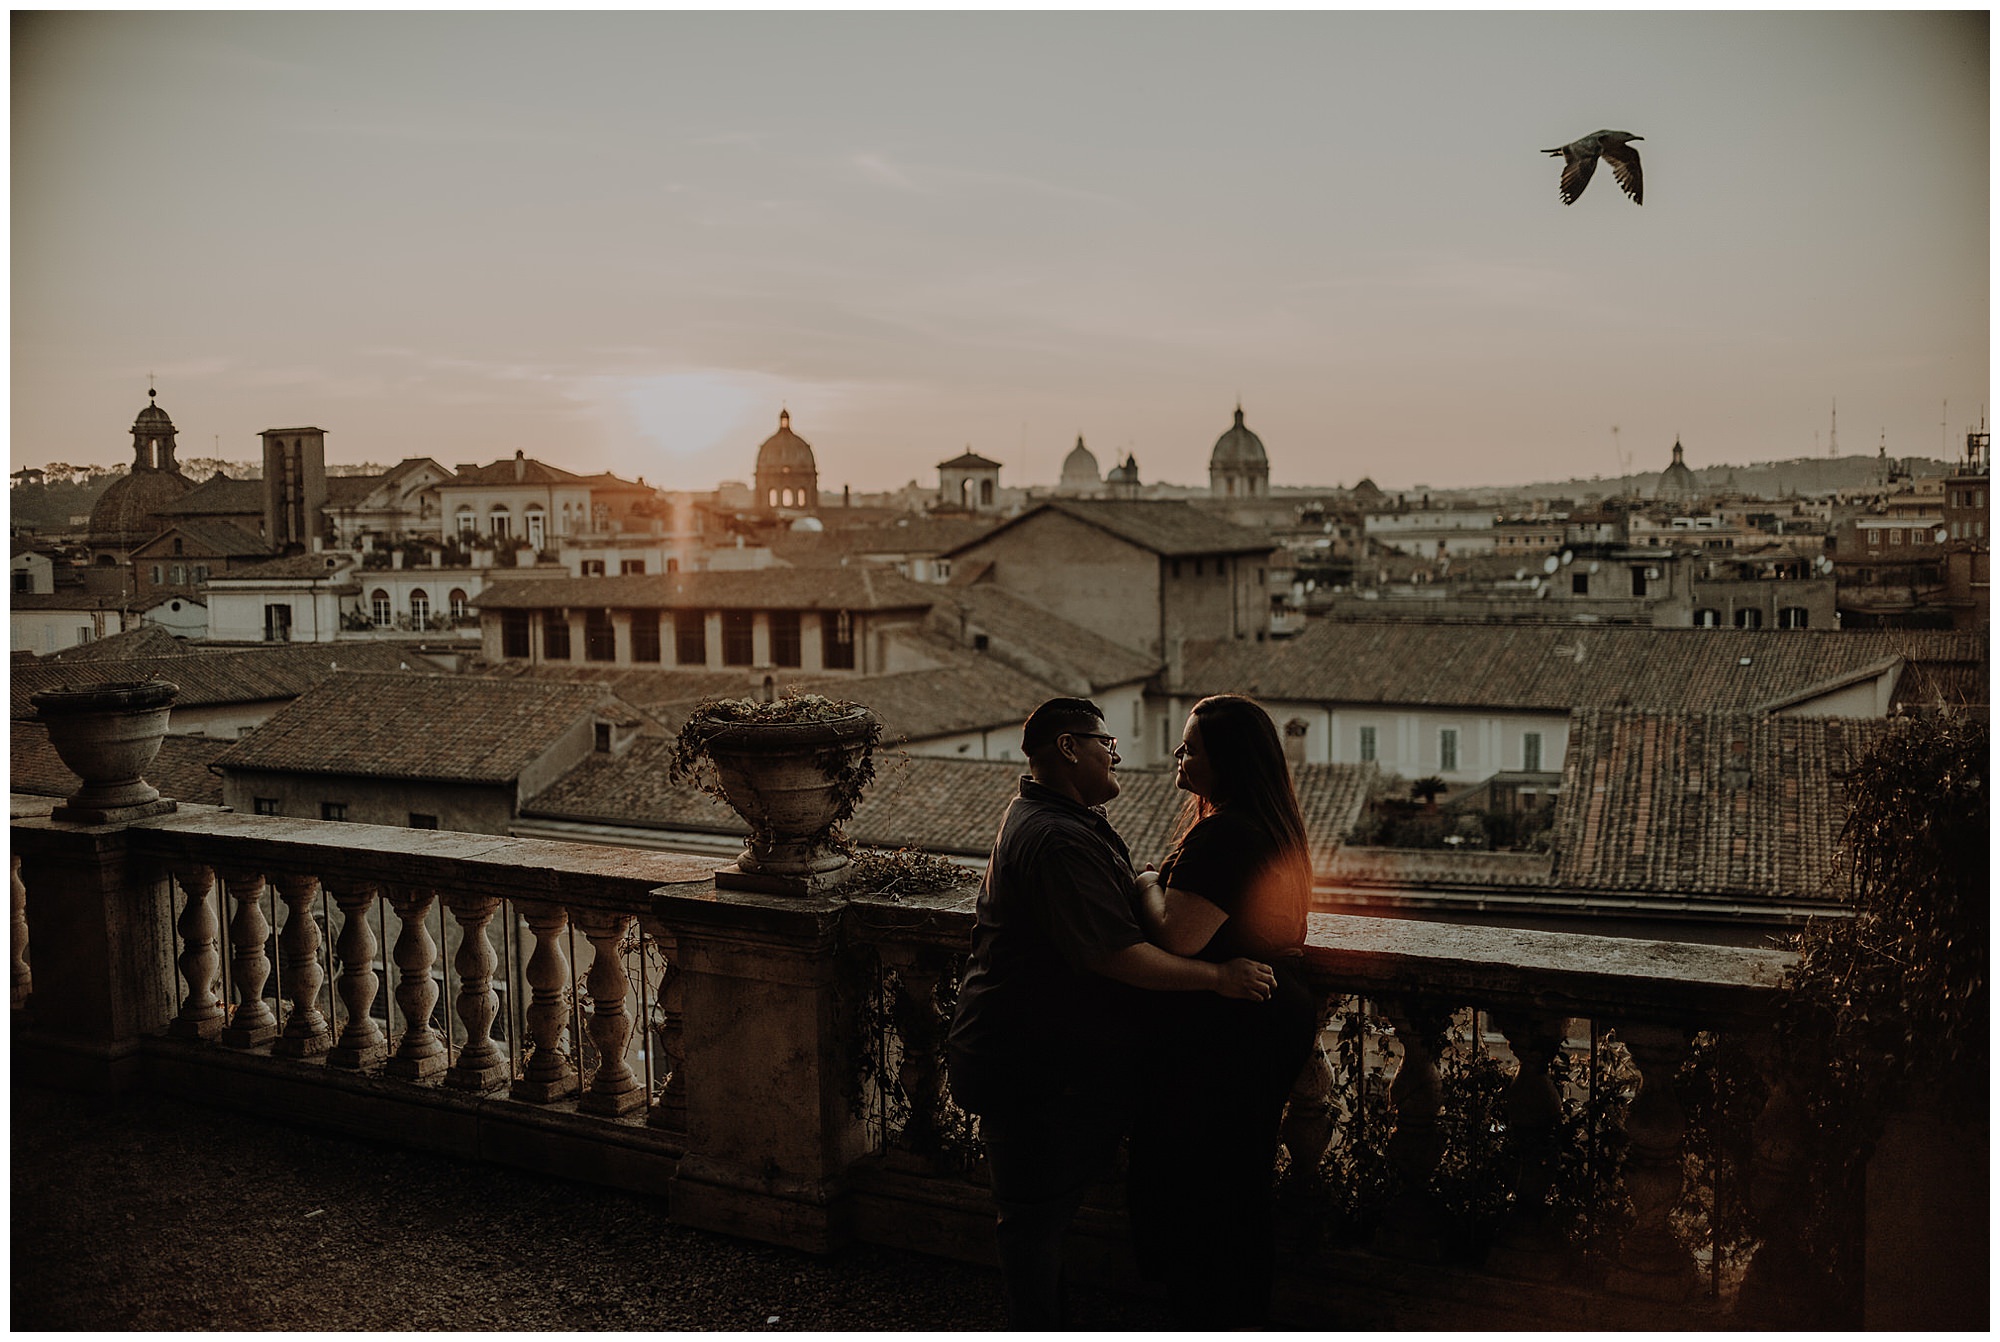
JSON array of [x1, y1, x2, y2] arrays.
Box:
[[371, 589, 392, 626], [455, 506, 476, 538], [449, 588, 468, 621], [409, 589, 430, 626], [781, 488, 794, 508]]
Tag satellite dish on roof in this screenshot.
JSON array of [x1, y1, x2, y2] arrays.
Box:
[[1542, 555, 1559, 574], [1560, 550, 1574, 566]]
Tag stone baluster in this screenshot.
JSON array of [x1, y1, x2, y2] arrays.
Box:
[[385, 886, 446, 1080], [512, 902, 578, 1102], [167, 865, 225, 1040], [324, 878, 387, 1069], [643, 921, 686, 1132], [271, 874, 331, 1058], [443, 893, 510, 1090], [1488, 1011, 1569, 1279], [1279, 989, 1342, 1194], [219, 870, 279, 1048], [574, 911, 645, 1116], [11, 853, 29, 1009], [879, 944, 948, 1162], [1735, 1032, 1817, 1326], [1371, 996, 1453, 1261], [1605, 1023, 1697, 1301]]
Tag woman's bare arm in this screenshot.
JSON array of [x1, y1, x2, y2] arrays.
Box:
[[1134, 870, 1230, 958]]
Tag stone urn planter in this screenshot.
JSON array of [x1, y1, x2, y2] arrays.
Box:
[[673, 696, 882, 895], [30, 678, 180, 823]]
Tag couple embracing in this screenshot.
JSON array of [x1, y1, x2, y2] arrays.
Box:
[[947, 695, 1321, 1329]]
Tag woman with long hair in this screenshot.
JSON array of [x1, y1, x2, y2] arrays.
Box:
[[1127, 693, 1321, 1328]]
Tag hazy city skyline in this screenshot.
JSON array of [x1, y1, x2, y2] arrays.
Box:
[[13, 11, 1988, 493]]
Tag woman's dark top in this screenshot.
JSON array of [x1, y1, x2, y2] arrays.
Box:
[[1156, 809, 1308, 960]]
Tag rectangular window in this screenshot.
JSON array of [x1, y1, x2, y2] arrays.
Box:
[[674, 609, 707, 665], [1439, 728, 1459, 773], [542, 610, 571, 660], [151, 565, 163, 584], [321, 802, 348, 822], [582, 560, 606, 577], [620, 558, 646, 575], [264, 604, 293, 643], [1522, 732, 1542, 773], [11, 572, 27, 593], [408, 813, 438, 830], [1890, 528, 1904, 546], [253, 798, 280, 816], [630, 610, 661, 663], [721, 610, 754, 666], [770, 610, 802, 668], [1630, 567, 1648, 597], [594, 723, 612, 753], [1359, 726, 1377, 763], [584, 609, 616, 662], [1867, 529, 1881, 547], [193, 565, 209, 582], [501, 610, 531, 658], [821, 609, 855, 670], [1571, 572, 1589, 595]]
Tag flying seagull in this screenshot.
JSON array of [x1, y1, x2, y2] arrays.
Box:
[[1544, 129, 1643, 205]]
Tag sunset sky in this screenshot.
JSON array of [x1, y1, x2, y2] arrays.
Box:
[[12, 11, 1989, 493]]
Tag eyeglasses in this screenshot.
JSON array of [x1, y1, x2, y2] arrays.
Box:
[[1065, 731, 1117, 750]]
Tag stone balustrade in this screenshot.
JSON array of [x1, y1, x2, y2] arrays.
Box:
[[13, 797, 1838, 1327]]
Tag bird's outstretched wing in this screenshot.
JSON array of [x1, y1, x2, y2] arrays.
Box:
[[1551, 146, 1597, 205], [1602, 141, 1643, 204]]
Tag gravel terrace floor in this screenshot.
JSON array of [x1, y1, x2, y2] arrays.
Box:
[[11, 1083, 1179, 1331]]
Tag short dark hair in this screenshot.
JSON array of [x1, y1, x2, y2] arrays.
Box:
[[1021, 697, 1104, 756]]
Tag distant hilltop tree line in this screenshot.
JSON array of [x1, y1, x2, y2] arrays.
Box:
[[14, 459, 392, 486]]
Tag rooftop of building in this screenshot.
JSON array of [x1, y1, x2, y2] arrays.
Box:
[[1176, 621, 1987, 712], [11, 640, 425, 718], [942, 499, 1279, 560], [470, 566, 940, 613], [211, 670, 648, 784]]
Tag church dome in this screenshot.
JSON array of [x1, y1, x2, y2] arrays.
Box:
[[92, 393, 193, 548], [1656, 439, 1697, 501], [755, 409, 817, 475], [1209, 406, 1268, 470], [1060, 435, 1100, 487], [89, 469, 192, 546]]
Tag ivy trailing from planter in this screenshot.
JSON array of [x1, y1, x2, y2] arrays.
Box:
[[666, 691, 885, 850]]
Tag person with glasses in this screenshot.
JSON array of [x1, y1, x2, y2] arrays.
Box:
[[947, 697, 1276, 1329], [1126, 693, 1321, 1329]]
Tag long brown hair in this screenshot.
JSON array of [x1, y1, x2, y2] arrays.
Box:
[[1167, 694, 1312, 944]]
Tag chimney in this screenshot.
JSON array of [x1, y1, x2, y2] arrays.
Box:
[[457, 464, 478, 476], [514, 450, 525, 481]]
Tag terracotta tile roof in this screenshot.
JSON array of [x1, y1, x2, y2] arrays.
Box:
[[525, 750, 1374, 867], [212, 671, 641, 784], [10, 593, 131, 612], [449, 457, 584, 487], [209, 553, 356, 582], [471, 567, 939, 613], [12, 719, 229, 806], [133, 518, 269, 558], [473, 662, 760, 711], [1548, 709, 1893, 903], [795, 655, 1059, 743], [11, 641, 420, 719], [767, 517, 998, 565], [1176, 621, 1987, 713], [155, 476, 264, 517], [325, 474, 387, 506], [931, 584, 1160, 690], [944, 500, 1279, 560], [36, 625, 188, 662]]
